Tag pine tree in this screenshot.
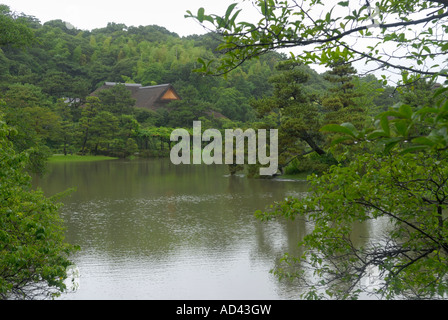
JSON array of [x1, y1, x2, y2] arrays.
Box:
[[322, 60, 366, 129], [251, 61, 326, 174]]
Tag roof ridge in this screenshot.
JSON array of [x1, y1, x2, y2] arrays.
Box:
[[105, 82, 143, 87], [139, 84, 171, 89]]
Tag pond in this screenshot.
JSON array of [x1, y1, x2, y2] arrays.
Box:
[[34, 158, 314, 300]]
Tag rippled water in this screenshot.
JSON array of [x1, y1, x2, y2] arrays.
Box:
[[34, 159, 312, 300]]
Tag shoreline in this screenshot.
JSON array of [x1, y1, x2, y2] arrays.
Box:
[[48, 155, 119, 163]]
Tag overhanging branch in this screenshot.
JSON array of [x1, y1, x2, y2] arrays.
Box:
[[209, 2, 448, 76]]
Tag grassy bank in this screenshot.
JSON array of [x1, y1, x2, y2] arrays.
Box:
[[276, 172, 312, 181], [48, 154, 119, 163]]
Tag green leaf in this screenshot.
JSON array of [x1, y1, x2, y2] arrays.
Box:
[[434, 86, 448, 100], [340, 122, 359, 137], [225, 3, 238, 21], [239, 22, 256, 29], [382, 110, 404, 119], [261, 1, 269, 16], [399, 145, 429, 154], [414, 107, 440, 116], [412, 137, 436, 147], [320, 123, 356, 137], [197, 57, 206, 68], [394, 120, 409, 136], [215, 16, 226, 28], [338, 1, 349, 7], [383, 137, 403, 154], [380, 115, 390, 136], [194, 57, 214, 74], [398, 104, 413, 119], [366, 130, 389, 140], [197, 8, 205, 23], [229, 9, 243, 28], [203, 15, 215, 24], [331, 136, 354, 146]]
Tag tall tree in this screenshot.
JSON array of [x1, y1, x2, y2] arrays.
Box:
[[78, 96, 101, 154], [53, 99, 76, 155], [88, 111, 119, 155], [0, 5, 34, 48], [321, 59, 366, 129], [1, 84, 58, 174], [251, 61, 325, 174], [96, 84, 136, 115], [0, 113, 78, 299], [0, 6, 78, 301]]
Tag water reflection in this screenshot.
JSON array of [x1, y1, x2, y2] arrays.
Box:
[[34, 159, 311, 299]]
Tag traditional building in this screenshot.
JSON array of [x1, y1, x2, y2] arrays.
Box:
[[93, 82, 181, 110], [90, 82, 228, 119]]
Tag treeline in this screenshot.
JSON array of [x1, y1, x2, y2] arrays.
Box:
[[0, 8, 284, 123], [0, 5, 272, 165], [0, 4, 408, 175]]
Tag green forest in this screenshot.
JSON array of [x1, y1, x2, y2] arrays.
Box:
[[0, 4, 406, 177], [2, 0, 448, 300]]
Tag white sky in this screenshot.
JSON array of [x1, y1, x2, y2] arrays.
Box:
[[0, 0, 242, 37]]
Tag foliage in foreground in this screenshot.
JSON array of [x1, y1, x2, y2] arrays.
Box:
[[258, 150, 448, 299], [257, 87, 448, 299], [0, 116, 78, 299], [189, 0, 448, 300]]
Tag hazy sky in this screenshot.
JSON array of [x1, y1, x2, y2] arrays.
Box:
[[1, 0, 240, 37]]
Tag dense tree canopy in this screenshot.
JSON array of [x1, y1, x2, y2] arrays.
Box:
[[0, 5, 34, 48], [0, 6, 281, 161], [0, 108, 78, 300], [0, 4, 398, 164]]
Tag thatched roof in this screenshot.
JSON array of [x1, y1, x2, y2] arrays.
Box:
[[90, 82, 228, 120], [135, 84, 181, 109], [93, 82, 181, 110]]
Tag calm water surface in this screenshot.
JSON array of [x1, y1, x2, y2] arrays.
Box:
[[34, 158, 312, 300]]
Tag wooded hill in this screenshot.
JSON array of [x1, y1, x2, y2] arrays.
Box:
[[0, 13, 287, 124], [0, 5, 401, 172]]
